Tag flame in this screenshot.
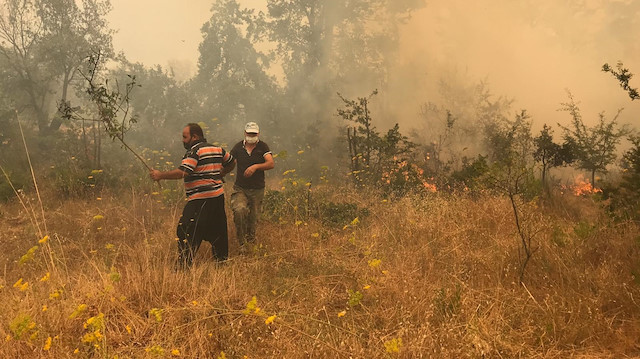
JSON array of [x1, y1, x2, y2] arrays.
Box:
[[422, 181, 437, 192], [571, 175, 602, 196]]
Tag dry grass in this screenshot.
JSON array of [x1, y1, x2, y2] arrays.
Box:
[[0, 184, 639, 358]]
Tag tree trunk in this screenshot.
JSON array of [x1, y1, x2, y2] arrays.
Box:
[[47, 70, 72, 133]]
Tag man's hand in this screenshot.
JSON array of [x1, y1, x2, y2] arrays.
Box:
[[150, 169, 162, 181], [244, 165, 256, 178]]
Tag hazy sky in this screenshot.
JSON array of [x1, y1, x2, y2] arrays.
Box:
[[107, 0, 640, 128]]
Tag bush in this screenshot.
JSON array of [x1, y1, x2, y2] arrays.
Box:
[[262, 185, 369, 229]]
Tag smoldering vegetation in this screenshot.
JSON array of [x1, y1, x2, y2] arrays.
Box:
[[1, 0, 640, 357]]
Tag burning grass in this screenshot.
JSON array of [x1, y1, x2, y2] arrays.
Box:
[[0, 184, 639, 358]]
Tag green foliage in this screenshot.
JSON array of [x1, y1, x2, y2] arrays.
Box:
[[432, 284, 462, 323], [9, 313, 36, 339], [194, 0, 274, 132], [573, 221, 596, 240], [347, 289, 363, 307], [338, 90, 425, 194], [451, 155, 489, 190], [482, 110, 539, 198], [602, 62, 639, 101], [481, 110, 541, 282], [551, 224, 567, 247], [0, 111, 29, 202], [318, 201, 370, 228], [0, 0, 113, 133], [262, 176, 369, 229], [533, 124, 574, 184], [602, 135, 640, 220], [60, 52, 152, 171], [559, 92, 630, 186]]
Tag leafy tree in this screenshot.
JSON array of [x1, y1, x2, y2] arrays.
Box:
[[60, 52, 143, 169], [559, 92, 630, 186], [617, 135, 640, 218], [337, 89, 414, 189], [533, 124, 574, 184], [109, 59, 196, 149], [0, 0, 113, 134], [482, 110, 541, 282], [338, 90, 380, 183], [263, 0, 423, 123], [601, 61, 639, 219], [193, 0, 275, 133]]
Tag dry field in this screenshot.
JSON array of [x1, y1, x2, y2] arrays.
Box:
[[0, 183, 639, 358]]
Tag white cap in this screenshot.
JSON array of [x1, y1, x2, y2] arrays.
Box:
[[244, 122, 259, 134]]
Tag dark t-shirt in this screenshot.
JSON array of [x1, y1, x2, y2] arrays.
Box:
[[230, 140, 272, 189]]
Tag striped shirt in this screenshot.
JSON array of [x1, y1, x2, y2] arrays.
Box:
[[179, 141, 234, 200]]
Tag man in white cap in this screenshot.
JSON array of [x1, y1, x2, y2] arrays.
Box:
[[229, 122, 275, 248]]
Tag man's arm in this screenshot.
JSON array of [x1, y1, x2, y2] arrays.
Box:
[[221, 159, 236, 177], [150, 168, 187, 181], [243, 153, 275, 177]]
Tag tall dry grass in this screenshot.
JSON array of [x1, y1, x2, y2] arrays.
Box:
[[0, 183, 639, 358]]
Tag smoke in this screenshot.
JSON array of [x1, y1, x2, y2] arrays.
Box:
[[104, 0, 640, 164], [384, 0, 640, 135]]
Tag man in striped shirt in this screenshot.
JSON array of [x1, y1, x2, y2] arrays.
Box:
[[150, 123, 235, 268]]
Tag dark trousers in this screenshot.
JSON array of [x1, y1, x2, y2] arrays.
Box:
[[176, 195, 228, 268]]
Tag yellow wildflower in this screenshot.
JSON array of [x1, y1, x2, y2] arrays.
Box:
[[93, 214, 104, 221], [73, 348, 79, 354], [384, 338, 402, 353], [265, 315, 276, 325], [363, 285, 371, 290], [69, 304, 87, 319], [368, 259, 382, 268], [13, 278, 28, 291], [191, 301, 198, 307], [145, 345, 164, 356], [19, 245, 39, 265], [295, 220, 303, 226], [311, 233, 319, 238], [337, 310, 346, 317], [49, 289, 63, 300], [38, 235, 49, 244], [40, 272, 50, 282], [217, 351, 227, 359], [43, 336, 52, 351], [126, 325, 132, 334], [149, 308, 163, 322], [171, 349, 181, 356], [244, 296, 259, 315]]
